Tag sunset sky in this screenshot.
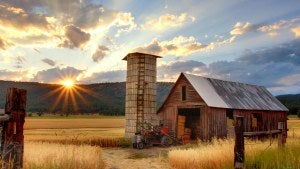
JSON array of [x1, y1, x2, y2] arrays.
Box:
[[0, 0, 300, 95]]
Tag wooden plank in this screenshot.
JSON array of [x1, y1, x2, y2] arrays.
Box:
[[243, 130, 281, 136]]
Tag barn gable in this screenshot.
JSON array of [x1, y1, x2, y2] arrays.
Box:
[[158, 73, 206, 113]]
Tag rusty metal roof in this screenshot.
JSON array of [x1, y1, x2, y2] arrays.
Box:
[[183, 73, 288, 111]]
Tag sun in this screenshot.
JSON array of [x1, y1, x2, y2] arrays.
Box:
[[61, 80, 74, 89]]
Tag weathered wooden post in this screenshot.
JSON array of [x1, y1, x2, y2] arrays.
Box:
[[234, 116, 244, 169], [3, 88, 26, 169], [278, 122, 286, 148]]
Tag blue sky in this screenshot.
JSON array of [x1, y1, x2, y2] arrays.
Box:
[[0, 0, 300, 95]]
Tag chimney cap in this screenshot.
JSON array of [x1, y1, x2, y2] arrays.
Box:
[[122, 52, 162, 60]]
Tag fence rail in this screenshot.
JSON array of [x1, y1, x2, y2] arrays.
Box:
[[234, 116, 286, 169]]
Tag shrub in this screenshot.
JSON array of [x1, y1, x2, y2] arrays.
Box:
[[116, 137, 132, 148], [297, 111, 300, 118]]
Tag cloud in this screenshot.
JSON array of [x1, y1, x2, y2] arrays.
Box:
[[292, 27, 300, 37], [277, 74, 300, 86], [114, 12, 137, 37], [153, 39, 300, 94], [0, 37, 13, 50], [92, 45, 110, 62], [230, 22, 253, 35], [0, 0, 136, 48], [133, 36, 213, 57], [157, 60, 208, 81], [42, 58, 56, 66], [16, 55, 26, 64], [33, 66, 84, 83], [237, 39, 300, 65], [0, 69, 30, 81], [142, 13, 195, 31], [258, 18, 300, 36], [58, 25, 91, 49], [81, 70, 125, 83], [0, 2, 51, 31]]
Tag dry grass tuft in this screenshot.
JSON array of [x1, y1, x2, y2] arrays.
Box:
[[169, 118, 300, 169], [24, 142, 105, 169]]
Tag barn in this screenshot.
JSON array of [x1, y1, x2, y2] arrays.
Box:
[[157, 73, 288, 141]]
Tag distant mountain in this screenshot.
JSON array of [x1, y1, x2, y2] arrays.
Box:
[[276, 94, 300, 114], [0, 80, 298, 115], [0, 81, 174, 115]]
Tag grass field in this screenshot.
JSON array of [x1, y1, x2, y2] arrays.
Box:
[[24, 142, 105, 169], [22, 115, 300, 169], [168, 117, 300, 169], [23, 115, 125, 169]]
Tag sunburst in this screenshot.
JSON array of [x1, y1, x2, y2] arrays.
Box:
[[37, 76, 96, 116]]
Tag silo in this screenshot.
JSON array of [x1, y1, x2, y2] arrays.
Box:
[[123, 52, 161, 138]]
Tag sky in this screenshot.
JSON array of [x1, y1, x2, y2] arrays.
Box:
[[0, 0, 300, 95]]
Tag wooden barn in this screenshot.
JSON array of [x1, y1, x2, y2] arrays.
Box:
[[157, 73, 288, 140]]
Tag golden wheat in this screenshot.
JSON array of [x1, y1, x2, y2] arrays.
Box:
[[169, 118, 300, 169], [24, 142, 105, 169]]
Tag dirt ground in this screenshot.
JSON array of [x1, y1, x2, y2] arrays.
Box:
[[102, 147, 172, 169]]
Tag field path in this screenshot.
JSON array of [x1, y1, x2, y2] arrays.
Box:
[[102, 147, 172, 169]]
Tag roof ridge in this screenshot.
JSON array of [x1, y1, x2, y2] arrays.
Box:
[[182, 72, 263, 88]]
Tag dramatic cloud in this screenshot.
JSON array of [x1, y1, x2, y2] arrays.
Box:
[[142, 13, 195, 31], [58, 25, 91, 49], [292, 27, 300, 37], [258, 18, 300, 36], [42, 58, 56, 66], [114, 12, 137, 37], [92, 45, 110, 62], [133, 36, 213, 57], [33, 66, 84, 83], [230, 22, 253, 35], [0, 2, 50, 30], [153, 39, 300, 94], [0, 0, 136, 49], [237, 39, 300, 66]]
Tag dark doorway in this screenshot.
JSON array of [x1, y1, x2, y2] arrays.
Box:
[[177, 108, 201, 139]]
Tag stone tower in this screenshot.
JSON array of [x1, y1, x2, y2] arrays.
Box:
[[123, 52, 161, 137]]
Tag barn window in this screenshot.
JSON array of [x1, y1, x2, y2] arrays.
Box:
[[226, 109, 233, 119], [182, 86, 186, 101], [251, 113, 262, 130]]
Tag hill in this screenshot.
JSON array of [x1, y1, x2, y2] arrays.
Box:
[[276, 94, 300, 114], [0, 80, 299, 115], [0, 81, 174, 115]]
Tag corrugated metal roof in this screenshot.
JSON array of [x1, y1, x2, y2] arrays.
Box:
[[183, 73, 288, 111]]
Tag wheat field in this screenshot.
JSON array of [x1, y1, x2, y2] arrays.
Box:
[[22, 116, 125, 169], [24, 142, 105, 169]]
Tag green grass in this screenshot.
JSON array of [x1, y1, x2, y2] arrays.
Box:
[[245, 143, 300, 169]]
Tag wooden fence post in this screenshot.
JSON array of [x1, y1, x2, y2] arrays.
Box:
[[234, 116, 244, 169], [3, 88, 26, 169], [278, 122, 286, 148]]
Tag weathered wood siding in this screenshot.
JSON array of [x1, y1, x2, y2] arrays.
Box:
[[234, 110, 287, 132], [157, 75, 206, 135], [206, 107, 227, 139]]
